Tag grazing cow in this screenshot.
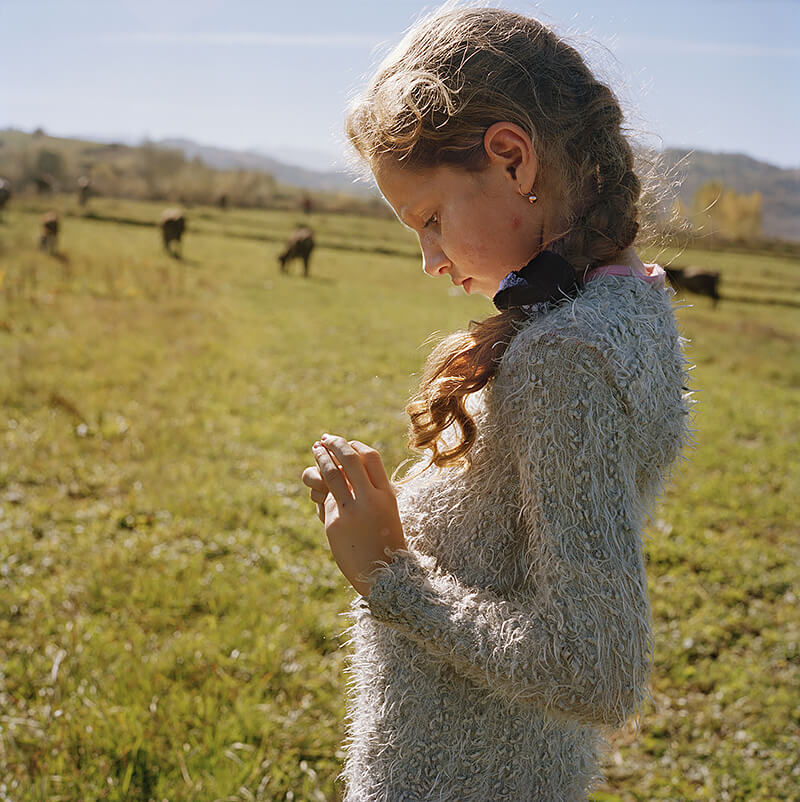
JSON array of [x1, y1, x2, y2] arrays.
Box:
[[278, 227, 314, 277], [77, 176, 91, 206], [0, 177, 11, 211], [666, 267, 721, 306], [40, 211, 59, 254], [159, 208, 185, 257]]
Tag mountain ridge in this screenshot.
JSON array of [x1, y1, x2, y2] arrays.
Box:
[[157, 138, 372, 197]]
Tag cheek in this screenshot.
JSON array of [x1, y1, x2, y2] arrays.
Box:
[[511, 214, 521, 230]]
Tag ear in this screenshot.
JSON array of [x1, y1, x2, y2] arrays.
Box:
[[483, 122, 538, 193]]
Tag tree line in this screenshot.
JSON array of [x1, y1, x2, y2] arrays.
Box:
[[0, 131, 390, 217]]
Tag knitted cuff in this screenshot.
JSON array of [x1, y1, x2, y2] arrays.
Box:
[[363, 548, 436, 627]]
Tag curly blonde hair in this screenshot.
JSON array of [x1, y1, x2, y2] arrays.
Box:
[[346, 5, 657, 471]]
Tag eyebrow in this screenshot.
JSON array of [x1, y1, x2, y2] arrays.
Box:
[[398, 206, 421, 229], [378, 193, 413, 229]]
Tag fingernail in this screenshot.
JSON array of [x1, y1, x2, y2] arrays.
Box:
[[321, 433, 330, 440]]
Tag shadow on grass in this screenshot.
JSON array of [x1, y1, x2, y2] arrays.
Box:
[[721, 293, 800, 309], [274, 274, 336, 284], [164, 254, 202, 267], [81, 211, 154, 228], [73, 209, 418, 259]]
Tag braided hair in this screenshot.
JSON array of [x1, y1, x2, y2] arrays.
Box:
[[347, 6, 652, 472]]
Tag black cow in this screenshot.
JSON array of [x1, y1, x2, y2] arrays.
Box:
[[159, 208, 185, 257], [278, 227, 314, 277], [40, 211, 59, 254], [666, 267, 721, 306], [0, 177, 11, 211]]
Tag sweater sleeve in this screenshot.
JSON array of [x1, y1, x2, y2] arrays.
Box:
[[363, 335, 655, 730]]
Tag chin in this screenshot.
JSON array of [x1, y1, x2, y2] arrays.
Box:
[[474, 282, 495, 300]]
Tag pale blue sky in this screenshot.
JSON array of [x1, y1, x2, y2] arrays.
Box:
[[2, 0, 798, 170]]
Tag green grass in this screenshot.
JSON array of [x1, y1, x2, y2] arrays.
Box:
[[0, 197, 798, 800]]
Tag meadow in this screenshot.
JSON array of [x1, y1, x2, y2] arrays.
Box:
[[0, 196, 798, 801]]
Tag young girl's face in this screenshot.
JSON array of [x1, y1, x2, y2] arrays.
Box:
[[373, 159, 543, 299]]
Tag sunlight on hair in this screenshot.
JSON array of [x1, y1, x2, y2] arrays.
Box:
[[346, 3, 684, 473]]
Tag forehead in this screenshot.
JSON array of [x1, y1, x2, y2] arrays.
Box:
[[373, 161, 447, 223]]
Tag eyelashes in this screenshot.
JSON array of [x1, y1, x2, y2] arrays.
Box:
[[423, 212, 439, 228]]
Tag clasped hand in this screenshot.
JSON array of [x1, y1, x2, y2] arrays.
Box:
[[301, 434, 406, 596]]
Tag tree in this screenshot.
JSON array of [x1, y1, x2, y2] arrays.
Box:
[[34, 149, 65, 181], [136, 143, 185, 199], [691, 181, 763, 240]]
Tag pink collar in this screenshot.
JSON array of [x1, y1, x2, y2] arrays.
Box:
[[585, 263, 666, 288]]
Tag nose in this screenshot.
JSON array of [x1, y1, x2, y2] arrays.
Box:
[[419, 233, 450, 277]]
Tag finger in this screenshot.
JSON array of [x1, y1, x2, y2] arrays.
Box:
[[319, 448, 354, 493], [315, 501, 325, 523], [301, 465, 328, 492], [323, 492, 338, 519], [348, 440, 393, 491], [320, 434, 372, 496], [313, 442, 352, 507], [310, 488, 328, 504]]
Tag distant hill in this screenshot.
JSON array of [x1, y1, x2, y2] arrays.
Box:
[[662, 148, 800, 241], [157, 138, 373, 197]]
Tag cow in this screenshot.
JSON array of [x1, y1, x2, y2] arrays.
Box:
[[40, 211, 59, 254], [0, 177, 10, 211], [159, 208, 185, 257], [77, 176, 91, 206], [278, 227, 314, 277], [666, 267, 721, 306]]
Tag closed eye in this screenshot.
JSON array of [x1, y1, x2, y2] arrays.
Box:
[[423, 212, 439, 228]]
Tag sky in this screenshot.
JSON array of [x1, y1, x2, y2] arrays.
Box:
[[2, 0, 799, 171]]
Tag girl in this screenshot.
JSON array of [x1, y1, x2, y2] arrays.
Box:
[[301, 6, 689, 800]]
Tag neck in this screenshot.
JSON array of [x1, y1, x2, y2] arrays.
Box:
[[605, 246, 644, 272]]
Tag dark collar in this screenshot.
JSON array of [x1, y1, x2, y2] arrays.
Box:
[[493, 250, 579, 311]]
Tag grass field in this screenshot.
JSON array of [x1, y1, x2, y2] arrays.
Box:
[[1, 196, 798, 801]]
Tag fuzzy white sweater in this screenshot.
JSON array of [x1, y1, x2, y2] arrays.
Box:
[[340, 275, 690, 801]]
